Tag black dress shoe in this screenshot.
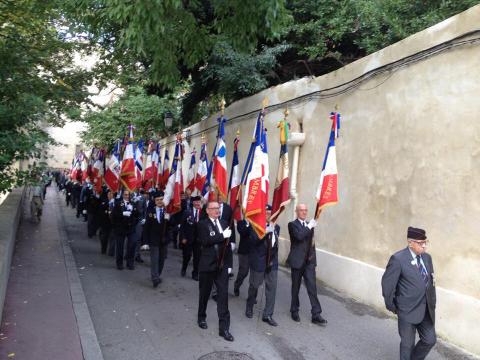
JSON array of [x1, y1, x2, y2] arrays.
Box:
[[211, 294, 217, 302], [245, 307, 253, 318], [153, 279, 161, 288], [262, 316, 278, 327], [228, 272, 234, 278], [234, 287, 239, 297], [198, 320, 208, 329], [127, 265, 135, 270], [192, 273, 199, 281], [291, 312, 300, 322], [135, 256, 144, 263], [311, 315, 328, 326], [219, 330, 234, 342], [181, 269, 186, 277], [116, 265, 124, 270]]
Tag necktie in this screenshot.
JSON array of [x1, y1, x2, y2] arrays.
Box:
[[195, 209, 199, 222], [215, 219, 222, 233], [416, 255, 429, 286]]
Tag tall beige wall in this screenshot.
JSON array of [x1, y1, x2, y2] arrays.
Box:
[[161, 6, 480, 355]]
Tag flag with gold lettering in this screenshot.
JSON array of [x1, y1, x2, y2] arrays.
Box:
[[315, 112, 340, 218], [242, 112, 269, 238]]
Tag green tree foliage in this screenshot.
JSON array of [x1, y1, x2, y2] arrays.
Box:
[[0, 0, 93, 193], [80, 86, 181, 148], [65, 0, 289, 90], [72, 0, 479, 138]]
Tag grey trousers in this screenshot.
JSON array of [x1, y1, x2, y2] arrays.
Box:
[[398, 311, 436, 360], [150, 245, 167, 282], [247, 269, 278, 317], [234, 254, 249, 291]]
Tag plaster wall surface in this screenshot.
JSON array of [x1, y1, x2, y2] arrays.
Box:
[[159, 5, 480, 355]]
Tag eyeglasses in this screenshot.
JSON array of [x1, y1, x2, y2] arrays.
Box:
[[411, 240, 429, 246]]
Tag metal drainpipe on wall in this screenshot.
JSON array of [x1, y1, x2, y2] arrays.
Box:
[[288, 123, 306, 219]]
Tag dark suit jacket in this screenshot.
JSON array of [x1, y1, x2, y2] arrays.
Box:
[[236, 220, 253, 255], [112, 200, 138, 235], [197, 218, 232, 272], [381, 247, 436, 324], [179, 207, 201, 245], [143, 207, 168, 247], [287, 219, 316, 269], [242, 222, 280, 273]]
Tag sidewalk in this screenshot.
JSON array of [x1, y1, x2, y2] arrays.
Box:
[[0, 187, 101, 360]]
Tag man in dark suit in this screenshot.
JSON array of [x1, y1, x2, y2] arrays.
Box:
[[111, 190, 138, 270], [197, 201, 234, 342], [287, 203, 327, 326], [180, 195, 202, 279], [381, 227, 436, 360], [97, 188, 112, 254], [233, 218, 252, 296], [244, 205, 280, 327], [143, 191, 170, 287]]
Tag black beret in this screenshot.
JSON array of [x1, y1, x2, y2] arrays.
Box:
[[153, 191, 164, 198], [407, 226, 427, 240], [191, 195, 202, 201]]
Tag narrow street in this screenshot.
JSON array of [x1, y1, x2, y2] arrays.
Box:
[[55, 189, 474, 360]]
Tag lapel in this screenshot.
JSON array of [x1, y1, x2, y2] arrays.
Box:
[[402, 247, 425, 285]]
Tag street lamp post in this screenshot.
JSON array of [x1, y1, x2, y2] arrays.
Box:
[[164, 111, 173, 129]]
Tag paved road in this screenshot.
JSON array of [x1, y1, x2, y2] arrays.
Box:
[[59, 190, 475, 360]]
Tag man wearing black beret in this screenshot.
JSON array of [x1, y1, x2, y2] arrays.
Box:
[[143, 191, 170, 287], [381, 226, 437, 360]]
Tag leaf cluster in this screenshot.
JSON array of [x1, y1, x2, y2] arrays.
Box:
[[80, 86, 181, 148], [0, 0, 94, 192]]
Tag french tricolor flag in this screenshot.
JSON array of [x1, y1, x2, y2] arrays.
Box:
[[120, 125, 137, 192], [92, 149, 104, 194], [135, 139, 144, 190], [228, 135, 241, 221], [315, 112, 340, 218], [164, 138, 182, 214], [186, 148, 196, 192], [213, 118, 228, 200], [104, 142, 121, 192], [143, 142, 155, 191], [195, 143, 208, 195]]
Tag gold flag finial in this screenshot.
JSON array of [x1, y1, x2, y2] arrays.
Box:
[[201, 132, 206, 143], [334, 103, 339, 111], [236, 128, 240, 137], [284, 107, 289, 119], [262, 97, 269, 110], [220, 97, 226, 115]]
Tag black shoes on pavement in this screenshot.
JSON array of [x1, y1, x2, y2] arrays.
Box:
[[152, 279, 161, 288], [291, 312, 300, 322], [198, 320, 208, 329], [262, 316, 278, 327], [135, 256, 144, 263], [234, 287, 239, 296], [311, 314, 328, 326], [245, 306, 253, 318], [219, 329, 234, 342]]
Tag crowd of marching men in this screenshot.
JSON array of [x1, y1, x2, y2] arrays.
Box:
[[51, 108, 340, 341], [53, 170, 328, 343]]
